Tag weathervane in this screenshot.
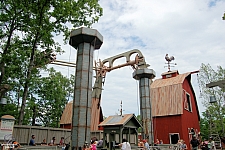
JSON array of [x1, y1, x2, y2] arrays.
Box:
[[164, 54, 177, 72]]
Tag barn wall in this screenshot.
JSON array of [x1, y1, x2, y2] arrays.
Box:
[[153, 115, 182, 145], [181, 78, 200, 144]]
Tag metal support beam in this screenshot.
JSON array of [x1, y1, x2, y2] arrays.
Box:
[[206, 79, 225, 89], [69, 27, 103, 150], [133, 68, 156, 145]]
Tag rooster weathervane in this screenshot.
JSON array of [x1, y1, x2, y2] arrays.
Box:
[[165, 54, 177, 72]]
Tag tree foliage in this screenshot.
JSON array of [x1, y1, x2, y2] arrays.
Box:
[[198, 63, 225, 137], [200, 113, 210, 140], [0, 0, 102, 125], [26, 68, 74, 127]]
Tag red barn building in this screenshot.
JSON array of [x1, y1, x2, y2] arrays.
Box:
[[151, 70, 200, 148]]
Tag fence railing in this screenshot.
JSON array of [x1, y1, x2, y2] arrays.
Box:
[[2, 125, 103, 146], [11, 125, 71, 145]]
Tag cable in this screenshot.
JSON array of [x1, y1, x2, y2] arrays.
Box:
[[68, 36, 72, 78], [50, 65, 74, 71]]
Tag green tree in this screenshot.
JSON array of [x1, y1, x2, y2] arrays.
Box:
[[26, 68, 74, 127], [0, 0, 102, 125], [0, 0, 23, 87], [198, 63, 225, 137], [0, 103, 18, 118], [136, 115, 142, 133], [199, 113, 210, 140]]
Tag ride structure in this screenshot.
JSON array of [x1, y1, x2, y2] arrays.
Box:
[[59, 27, 201, 150], [91, 49, 156, 144], [57, 27, 156, 149]]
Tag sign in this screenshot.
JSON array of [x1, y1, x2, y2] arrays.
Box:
[[0, 117, 15, 140], [1, 120, 14, 131]]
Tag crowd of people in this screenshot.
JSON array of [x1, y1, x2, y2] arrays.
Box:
[[27, 134, 218, 150], [28, 135, 105, 150], [137, 139, 163, 150], [136, 135, 217, 150], [29, 135, 67, 149], [82, 137, 104, 150], [190, 135, 217, 150], [81, 137, 131, 150], [177, 139, 188, 150]]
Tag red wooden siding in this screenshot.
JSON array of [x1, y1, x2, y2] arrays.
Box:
[[153, 115, 182, 144], [151, 72, 200, 150]]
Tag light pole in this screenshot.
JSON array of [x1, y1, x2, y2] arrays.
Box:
[[206, 79, 225, 137], [206, 80, 225, 89]]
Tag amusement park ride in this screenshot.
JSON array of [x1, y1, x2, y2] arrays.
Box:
[[49, 27, 202, 150], [49, 27, 156, 149], [52, 49, 152, 133]]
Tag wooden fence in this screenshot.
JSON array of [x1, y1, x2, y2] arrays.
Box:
[[9, 125, 103, 146], [12, 125, 71, 145]]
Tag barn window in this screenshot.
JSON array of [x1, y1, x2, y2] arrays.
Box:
[[184, 91, 192, 112], [169, 133, 180, 144], [186, 93, 192, 112]]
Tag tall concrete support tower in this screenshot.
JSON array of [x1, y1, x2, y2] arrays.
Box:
[[133, 68, 156, 145], [69, 27, 103, 150]]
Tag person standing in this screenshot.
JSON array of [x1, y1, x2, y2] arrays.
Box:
[[143, 139, 150, 150], [59, 137, 65, 145], [41, 139, 47, 145], [138, 139, 144, 150], [119, 139, 131, 150], [49, 137, 56, 146], [190, 135, 200, 150], [97, 138, 103, 148], [29, 135, 36, 146], [177, 140, 182, 149], [159, 140, 163, 144], [90, 141, 97, 150], [208, 137, 216, 150], [180, 140, 187, 150], [155, 139, 160, 145], [200, 141, 208, 150]]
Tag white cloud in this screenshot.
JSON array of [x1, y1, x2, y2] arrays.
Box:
[[53, 0, 225, 117]]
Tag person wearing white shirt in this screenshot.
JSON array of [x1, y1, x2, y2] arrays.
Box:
[[119, 139, 131, 150]]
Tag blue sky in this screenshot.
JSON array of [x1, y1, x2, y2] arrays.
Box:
[[53, 0, 225, 117], [208, 0, 221, 7]]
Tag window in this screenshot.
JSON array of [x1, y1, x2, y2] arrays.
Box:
[[184, 91, 192, 112], [169, 133, 180, 144], [186, 93, 192, 112]]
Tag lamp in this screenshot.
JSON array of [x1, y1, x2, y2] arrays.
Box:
[[0, 98, 7, 105]]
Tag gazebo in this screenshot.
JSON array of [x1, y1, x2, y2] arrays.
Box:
[[98, 114, 142, 150]]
